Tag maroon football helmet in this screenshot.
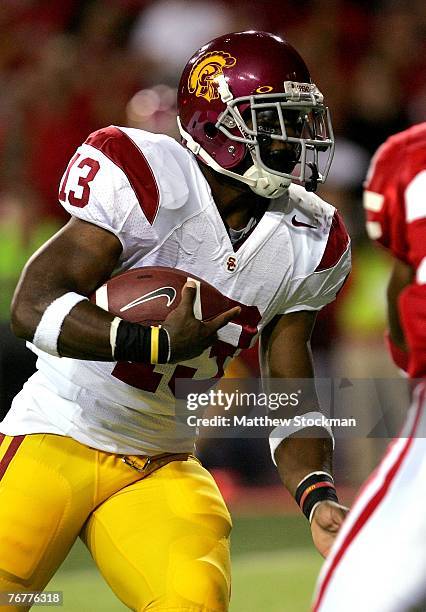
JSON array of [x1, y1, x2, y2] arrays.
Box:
[[177, 31, 334, 197]]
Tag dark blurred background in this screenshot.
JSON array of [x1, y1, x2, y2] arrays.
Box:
[[0, 0, 425, 496]]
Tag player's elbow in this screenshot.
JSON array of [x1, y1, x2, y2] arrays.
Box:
[[10, 277, 41, 341], [10, 255, 53, 341], [10, 296, 33, 340]]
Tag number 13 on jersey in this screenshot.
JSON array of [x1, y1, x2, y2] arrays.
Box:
[[59, 154, 100, 208]]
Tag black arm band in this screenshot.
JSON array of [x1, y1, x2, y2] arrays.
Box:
[[295, 473, 338, 521], [114, 321, 170, 364]]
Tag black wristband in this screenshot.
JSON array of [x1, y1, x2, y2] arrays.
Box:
[[114, 321, 170, 364], [295, 473, 338, 521]]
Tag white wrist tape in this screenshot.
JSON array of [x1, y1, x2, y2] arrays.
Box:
[[110, 316, 123, 359], [269, 411, 335, 465], [32, 292, 88, 357]]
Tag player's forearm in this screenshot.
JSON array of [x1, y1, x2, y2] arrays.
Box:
[[11, 263, 233, 365], [58, 300, 116, 359], [274, 435, 333, 496], [12, 288, 117, 361]]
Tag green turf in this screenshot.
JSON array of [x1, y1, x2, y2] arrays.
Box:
[[232, 550, 322, 612], [230, 514, 315, 555], [47, 515, 322, 611]]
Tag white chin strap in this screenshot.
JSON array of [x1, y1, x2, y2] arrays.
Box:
[[177, 116, 290, 199], [242, 164, 291, 199]]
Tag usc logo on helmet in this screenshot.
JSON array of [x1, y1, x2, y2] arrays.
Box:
[[188, 51, 236, 102]]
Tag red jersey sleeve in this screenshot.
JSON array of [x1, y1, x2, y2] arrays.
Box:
[[364, 123, 426, 268]]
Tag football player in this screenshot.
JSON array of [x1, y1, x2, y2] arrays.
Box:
[[313, 123, 426, 611], [0, 32, 350, 611]]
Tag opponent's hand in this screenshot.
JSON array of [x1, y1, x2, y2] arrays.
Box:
[[310, 500, 349, 558], [163, 281, 241, 363]]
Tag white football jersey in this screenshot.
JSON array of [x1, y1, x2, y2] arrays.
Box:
[[1, 126, 351, 455]]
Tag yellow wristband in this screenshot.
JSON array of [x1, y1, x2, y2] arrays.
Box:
[[150, 326, 160, 364]]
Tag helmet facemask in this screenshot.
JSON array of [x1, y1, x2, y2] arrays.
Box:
[[215, 80, 334, 194]]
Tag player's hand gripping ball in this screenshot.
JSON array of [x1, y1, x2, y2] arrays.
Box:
[[92, 266, 241, 362]]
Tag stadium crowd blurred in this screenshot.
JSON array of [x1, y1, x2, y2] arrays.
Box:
[[0, 0, 425, 492]]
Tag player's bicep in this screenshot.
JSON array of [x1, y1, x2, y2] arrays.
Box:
[[260, 311, 317, 379], [11, 217, 122, 338]]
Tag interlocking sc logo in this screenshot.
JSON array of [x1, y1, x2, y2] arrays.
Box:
[[225, 256, 237, 272]]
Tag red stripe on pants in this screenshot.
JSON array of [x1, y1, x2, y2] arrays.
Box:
[[0, 435, 25, 480], [313, 388, 424, 610]]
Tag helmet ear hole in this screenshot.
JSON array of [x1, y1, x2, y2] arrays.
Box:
[[204, 123, 219, 139]]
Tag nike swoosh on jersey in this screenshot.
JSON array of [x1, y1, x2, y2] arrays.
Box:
[[120, 287, 177, 312], [291, 215, 317, 229]]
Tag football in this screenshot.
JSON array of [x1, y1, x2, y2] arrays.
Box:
[[91, 266, 236, 325]]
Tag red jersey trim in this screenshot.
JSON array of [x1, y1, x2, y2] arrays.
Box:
[[85, 126, 160, 225], [315, 212, 350, 272], [0, 435, 25, 481]]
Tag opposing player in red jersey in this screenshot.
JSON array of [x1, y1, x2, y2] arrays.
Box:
[[0, 32, 350, 610], [313, 123, 426, 612]]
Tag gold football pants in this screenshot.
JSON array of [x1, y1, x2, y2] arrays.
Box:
[[0, 433, 231, 611]]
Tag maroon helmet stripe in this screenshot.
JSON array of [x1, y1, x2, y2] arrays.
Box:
[[85, 126, 160, 224], [0, 435, 25, 481], [0, 433, 5, 446], [316, 212, 350, 271]]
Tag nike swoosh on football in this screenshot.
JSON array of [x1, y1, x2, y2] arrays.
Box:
[[291, 215, 317, 229], [120, 287, 177, 312]]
